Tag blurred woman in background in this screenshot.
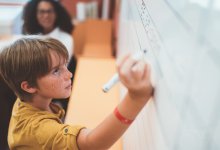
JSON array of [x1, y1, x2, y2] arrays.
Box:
[[22, 0, 74, 60]]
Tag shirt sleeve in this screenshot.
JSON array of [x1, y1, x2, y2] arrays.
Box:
[[35, 119, 85, 150]]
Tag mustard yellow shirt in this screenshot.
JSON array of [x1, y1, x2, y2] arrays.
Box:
[[8, 98, 84, 150]]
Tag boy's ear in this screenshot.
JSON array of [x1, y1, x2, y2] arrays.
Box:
[[21, 81, 37, 94]]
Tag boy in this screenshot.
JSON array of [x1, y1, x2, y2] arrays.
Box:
[[0, 37, 153, 150]]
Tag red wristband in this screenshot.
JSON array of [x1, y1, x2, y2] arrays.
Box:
[[114, 107, 134, 125]]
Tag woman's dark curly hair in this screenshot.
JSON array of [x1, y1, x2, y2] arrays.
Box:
[[22, 0, 73, 34]]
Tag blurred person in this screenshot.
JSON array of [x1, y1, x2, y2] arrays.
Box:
[[0, 77, 16, 150], [22, 0, 74, 58]]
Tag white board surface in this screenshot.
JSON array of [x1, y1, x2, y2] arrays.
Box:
[[117, 0, 220, 150]]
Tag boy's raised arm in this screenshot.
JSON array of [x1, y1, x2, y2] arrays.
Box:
[[77, 54, 154, 150]]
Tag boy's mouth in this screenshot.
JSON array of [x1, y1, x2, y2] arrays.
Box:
[[66, 84, 72, 89]]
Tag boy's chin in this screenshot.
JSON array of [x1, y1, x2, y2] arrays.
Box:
[[55, 95, 70, 99]]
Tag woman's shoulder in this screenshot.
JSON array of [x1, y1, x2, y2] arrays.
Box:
[[48, 28, 74, 55], [54, 28, 72, 37], [48, 28, 72, 41]]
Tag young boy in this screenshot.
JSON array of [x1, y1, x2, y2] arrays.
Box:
[[0, 37, 153, 150]]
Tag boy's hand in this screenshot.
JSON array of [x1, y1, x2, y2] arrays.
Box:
[[117, 54, 153, 102], [77, 54, 154, 150]]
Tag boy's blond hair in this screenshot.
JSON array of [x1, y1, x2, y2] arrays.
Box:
[[0, 37, 68, 101]]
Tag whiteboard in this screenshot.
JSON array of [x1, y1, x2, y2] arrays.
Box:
[[117, 0, 220, 150]]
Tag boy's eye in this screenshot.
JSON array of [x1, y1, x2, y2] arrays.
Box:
[[53, 68, 60, 75]]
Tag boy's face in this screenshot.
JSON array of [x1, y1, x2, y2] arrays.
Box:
[[35, 51, 72, 99]]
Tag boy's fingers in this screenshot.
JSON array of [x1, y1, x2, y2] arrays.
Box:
[[119, 55, 139, 79], [142, 63, 151, 84], [116, 53, 130, 69], [131, 61, 146, 80]]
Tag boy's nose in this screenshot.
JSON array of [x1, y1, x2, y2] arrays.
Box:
[[65, 69, 72, 80]]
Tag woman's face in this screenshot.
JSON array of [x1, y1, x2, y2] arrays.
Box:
[[37, 1, 56, 34]]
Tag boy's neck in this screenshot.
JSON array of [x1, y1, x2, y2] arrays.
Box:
[[27, 96, 53, 112]]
